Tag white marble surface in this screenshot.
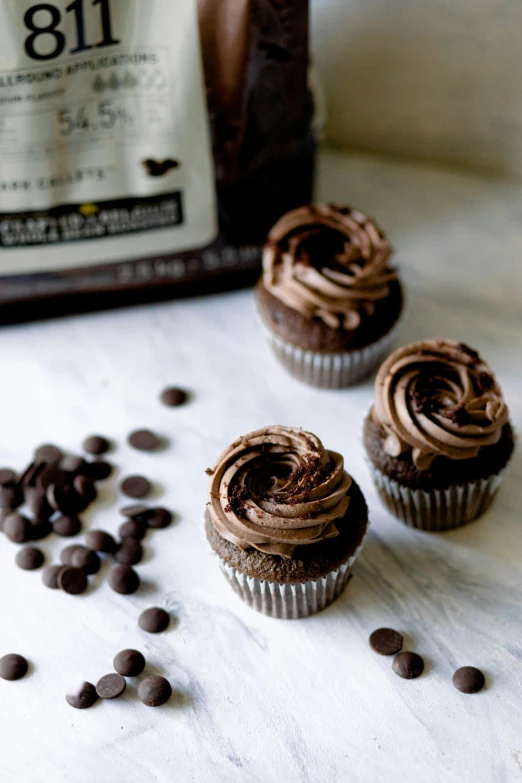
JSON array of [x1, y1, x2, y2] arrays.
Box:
[[0, 150, 521, 783]]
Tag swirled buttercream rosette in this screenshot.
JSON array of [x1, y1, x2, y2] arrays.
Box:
[[367, 340, 513, 531], [205, 426, 368, 618]]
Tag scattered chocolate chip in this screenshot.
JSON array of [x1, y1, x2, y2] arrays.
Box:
[[60, 544, 86, 565], [120, 475, 152, 499], [96, 673, 126, 700], [73, 475, 97, 504], [120, 504, 149, 517], [449, 406, 471, 426], [82, 435, 111, 455], [114, 538, 143, 566], [113, 649, 146, 677], [47, 483, 83, 515], [83, 460, 113, 481], [34, 444, 62, 464], [3, 513, 30, 543], [58, 566, 88, 595], [119, 518, 147, 541], [138, 675, 172, 707], [25, 487, 53, 519], [53, 514, 82, 537], [369, 628, 404, 656], [38, 466, 68, 491], [42, 564, 65, 589], [160, 388, 187, 407], [0, 469, 16, 486], [452, 666, 485, 694], [0, 484, 23, 510], [108, 565, 140, 594], [19, 461, 44, 489], [59, 455, 86, 473], [71, 548, 100, 575], [0, 654, 29, 681], [85, 529, 116, 553], [128, 429, 163, 452], [146, 507, 172, 529], [66, 681, 98, 709], [392, 651, 425, 680], [28, 518, 53, 541], [15, 546, 44, 571], [138, 607, 169, 634]]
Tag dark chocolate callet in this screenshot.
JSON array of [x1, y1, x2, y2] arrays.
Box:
[[73, 475, 97, 503], [82, 435, 111, 455], [15, 546, 44, 571], [138, 607, 170, 634], [160, 388, 188, 407], [96, 673, 126, 700], [120, 504, 149, 518], [34, 444, 62, 463], [146, 507, 172, 529], [114, 538, 143, 566], [0, 484, 23, 510], [128, 429, 163, 452], [113, 649, 146, 677], [452, 666, 485, 694], [120, 475, 152, 499], [83, 461, 113, 481], [58, 566, 89, 595], [0, 468, 17, 486], [25, 487, 54, 519], [53, 514, 82, 537], [3, 513, 31, 543], [60, 544, 87, 566], [71, 548, 101, 575], [138, 675, 172, 707], [85, 529, 117, 553], [119, 518, 148, 541], [369, 628, 404, 656], [392, 651, 425, 680], [66, 681, 99, 709], [59, 455, 86, 473], [0, 654, 29, 681], [42, 564, 65, 589], [108, 565, 140, 594], [28, 518, 53, 541]]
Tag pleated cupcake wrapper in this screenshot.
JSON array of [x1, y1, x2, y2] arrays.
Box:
[[260, 319, 398, 389], [214, 535, 367, 619], [368, 461, 506, 532]]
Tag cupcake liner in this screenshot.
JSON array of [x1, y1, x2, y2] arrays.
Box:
[[214, 536, 367, 619], [261, 321, 398, 389], [368, 461, 506, 532]]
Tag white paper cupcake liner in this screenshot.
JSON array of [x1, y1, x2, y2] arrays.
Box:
[[214, 536, 367, 619], [368, 462, 505, 531], [262, 323, 398, 389]]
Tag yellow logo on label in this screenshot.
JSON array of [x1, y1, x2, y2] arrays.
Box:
[[79, 203, 99, 216]]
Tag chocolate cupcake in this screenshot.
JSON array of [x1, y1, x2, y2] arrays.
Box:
[[256, 204, 403, 388], [205, 426, 368, 618], [364, 339, 514, 531]]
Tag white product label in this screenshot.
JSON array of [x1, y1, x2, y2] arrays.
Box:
[[0, 0, 217, 275]]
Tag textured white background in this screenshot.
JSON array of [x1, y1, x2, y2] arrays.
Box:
[[311, 0, 522, 177], [0, 150, 521, 782]]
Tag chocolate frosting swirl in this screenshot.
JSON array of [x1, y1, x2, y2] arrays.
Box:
[[207, 426, 352, 558], [372, 340, 509, 470], [262, 204, 396, 330]]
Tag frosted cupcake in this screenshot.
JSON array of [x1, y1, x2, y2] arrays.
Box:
[[364, 339, 514, 531], [205, 426, 368, 618], [256, 204, 403, 388]]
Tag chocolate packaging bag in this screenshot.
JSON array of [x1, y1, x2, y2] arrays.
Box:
[[0, 0, 314, 321]]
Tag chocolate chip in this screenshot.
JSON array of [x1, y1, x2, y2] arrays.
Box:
[[42, 564, 65, 589], [28, 518, 53, 541], [0, 469, 16, 485], [120, 504, 149, 517], [0, 654, 29, 681], [71, 548, 100, 575], [46, 483, 83, 515], [3, 513, 30, 543], [108, 564, 140, 594], [83, 460, 113, 481], [53, 514, 82, 537], [114, 538, 143, 565], [85, 529, 116, 553], [452, 666, 485, 694], [138, 676, 172, 707], [0, 484, 23, 510], [60, 544, 86, 565], [392, 652, 425, 679], [128, 429, 163, 452], [160, 388, 188, 407], [15, 546, 44, 571], [120, 475, 152, 499], [66, 682, 98, 709], [19, 461, 44, 489], [96, 673, 126, 700], [58, 566, 88, 595], [146, 507, 172, 529], [82, 435, 110, 455], [73, 475, 97, 504], [113, 649, 145, 677], [25, 487, 53, 519], [59, 455, 86, 473], [369, 628, 404, 656], [138, 607, 169, 634], [34, 444, 62, 463], [119, 518, 147, 541], [38, 466, 68, 491]]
